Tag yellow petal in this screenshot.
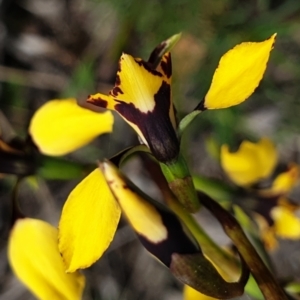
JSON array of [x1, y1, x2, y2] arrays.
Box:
[[29, 98, 113, 156], [221, 138, 277, 186], [101, 161, 167, 243], [88, 53, 171, 114], [271, 206, 300, 239], [183, 285, 217, 300], [58, 168, 121, 272], [204, 34, 276, 109], [8, 218, 85, 300]]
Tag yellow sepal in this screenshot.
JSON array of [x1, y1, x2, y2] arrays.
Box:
[[29, 98, 113, 156], [205, 34, 276, 109], [8, 218, 85, 300], [221, 138, 277, 186], [58, 168, 121, 272]]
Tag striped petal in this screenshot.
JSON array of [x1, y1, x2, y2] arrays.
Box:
[[202, 34, 276, 110], [29, 98, 113, 156], [87, 53, 179, 163], [58, 168, 121, 272], [8, 218, 85, 300], [221, 138, 277, 186]]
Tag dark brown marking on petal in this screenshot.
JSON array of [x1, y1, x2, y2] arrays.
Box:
[[193, 98, 207, 111], [87, 96, 108, 108], [111, 86, 124, 97], [115, 81, 179, 163], [122, 184, 129, 189], [115, 74, 121, 86], [134, 58, 163, 77], [137, 205, 199, 267], [147, 42, 167, 67], [160, 53, 172, 78], [107, 180, 115, 186]]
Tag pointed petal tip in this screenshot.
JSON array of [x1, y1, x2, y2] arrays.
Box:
[[58, 168, 121, 272], [204, 34, 276, 110]]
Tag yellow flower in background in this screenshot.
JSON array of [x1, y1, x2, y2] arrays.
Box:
[[87, 52, 179, 163], [29, 98, 114, 156], [221, 138, 278, 186], [259, 163, 299, 197], [8, 218, 85, 300], [256, 199, 300, 251], [271, 201, 300, 240]]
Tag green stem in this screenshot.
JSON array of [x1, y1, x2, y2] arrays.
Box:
[[160, 153, 200, 212]]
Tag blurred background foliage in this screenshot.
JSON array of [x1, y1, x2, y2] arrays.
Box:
[[0, 0, 300, 299]]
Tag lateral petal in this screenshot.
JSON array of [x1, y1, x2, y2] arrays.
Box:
[[58, 168, 121, 272], [29, 98, 113, 156], [204, 34, 276, 109], [8, 218, 85, 300]]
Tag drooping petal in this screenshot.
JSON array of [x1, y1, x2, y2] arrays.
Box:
[[271, 206, 300, 239], [221, 138, 277, 186], [100, 160, 199, 267], [8, 218, 85, 300], [29, 98, 113, 156], [87, 53, 179, 163], [183, 285, 216, 300], [203, 34, 276, 109], [58, 168, 121, 272]]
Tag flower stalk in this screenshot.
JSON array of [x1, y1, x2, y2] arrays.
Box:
[[200, 192, 288, 300]]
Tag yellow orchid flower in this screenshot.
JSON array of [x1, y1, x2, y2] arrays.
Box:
[[29, 98, 113, 156], [58, 34, 277, 272], [221, 138, 278, 186], [87, 34, 275, 163], [8, 218, 85, 300]]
